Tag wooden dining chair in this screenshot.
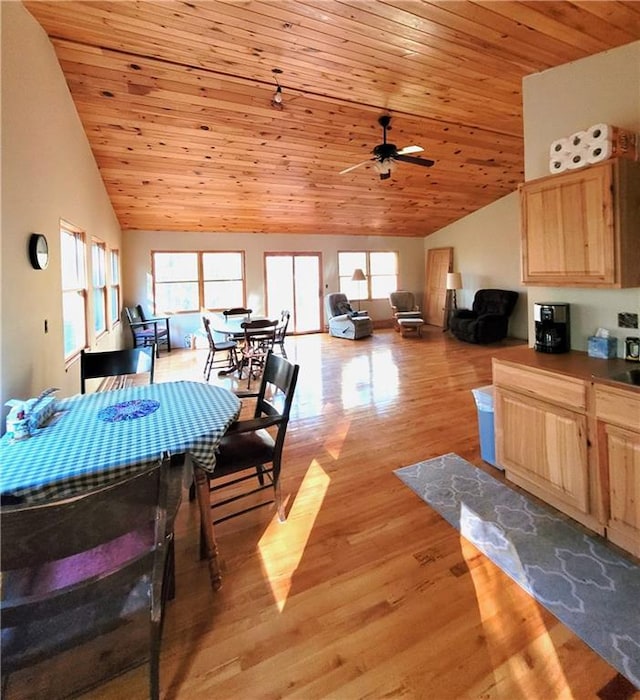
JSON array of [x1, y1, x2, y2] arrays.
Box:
[[240, 318, 278, 389], [124, 305, 171, 357], [80, 346, 156, 393], [274, 310, 291, 358], [222, 307, 252, 322], [202, 316, 238, 381], [0, 456, 172, 700], [194, 352, 300, 580]]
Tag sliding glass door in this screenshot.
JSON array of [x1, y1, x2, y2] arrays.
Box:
[[265, 253, 322, 333]]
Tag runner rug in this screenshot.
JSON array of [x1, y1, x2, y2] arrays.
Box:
[[394, 453, 640, 688]]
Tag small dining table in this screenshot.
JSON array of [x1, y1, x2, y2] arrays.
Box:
[[209, 314, 265, 339], [0, 380, 241, 589], [209, 314, 276, 377]]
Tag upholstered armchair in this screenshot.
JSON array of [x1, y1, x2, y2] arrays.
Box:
[[449, 289, 519, 344], [389, 291, 421, 324], [324, 293, 373, 340]]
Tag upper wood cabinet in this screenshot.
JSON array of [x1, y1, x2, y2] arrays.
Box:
[[519, 158, 640, 287]]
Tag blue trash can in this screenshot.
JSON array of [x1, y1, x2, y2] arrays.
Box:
[[471, 385, 501, 470]]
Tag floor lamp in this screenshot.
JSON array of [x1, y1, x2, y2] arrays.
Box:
[[444, 272, 463, 331], [352, 268, 366, 311]]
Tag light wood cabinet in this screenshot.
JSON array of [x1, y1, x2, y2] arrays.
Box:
[[519, 158, 640, 288], [595, 384, 640, 558], [494, 361, 601, 532]]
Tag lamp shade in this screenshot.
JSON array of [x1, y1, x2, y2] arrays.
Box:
[[352, 268, 366, 282], [446, 272, 463, 290]]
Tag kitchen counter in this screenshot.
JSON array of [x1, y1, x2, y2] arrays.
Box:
[[493, 346, 639, 393], [492, 347, 640, 555]]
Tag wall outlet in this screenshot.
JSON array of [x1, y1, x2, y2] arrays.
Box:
[[618, 312, 638, 329]]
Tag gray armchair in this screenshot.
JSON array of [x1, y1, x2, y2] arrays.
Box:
[[325, 293, 373, 340], [389, 290, 420, 315], [389, 290, 421, 323]]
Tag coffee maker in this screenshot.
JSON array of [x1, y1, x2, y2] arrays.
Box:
[[534, 302, 571, 353]]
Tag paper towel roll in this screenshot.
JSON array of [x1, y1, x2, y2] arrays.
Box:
[[549, 137, 570, 157], [586, 140, 612, 164], [549, 154, 569, 174], [586, 123, 613, 143], [568, 130, 588, 149], [566, 147, 589, 169]]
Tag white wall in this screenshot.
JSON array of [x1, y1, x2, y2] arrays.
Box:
[[123, 230, 426, 343], [523, 42, 640, 181], [1, 2, 123, 413], [424, 192, 528, 340], [520, 40, 640, 353], [424, 40, 640, 354]]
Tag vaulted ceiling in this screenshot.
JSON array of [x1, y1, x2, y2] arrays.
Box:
[[25, 1, 640, 237]]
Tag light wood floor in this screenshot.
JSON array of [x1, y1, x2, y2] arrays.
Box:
[[19, 328, 640, 699]]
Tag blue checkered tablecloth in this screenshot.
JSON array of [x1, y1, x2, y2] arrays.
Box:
[[0, 381, 241, 503]]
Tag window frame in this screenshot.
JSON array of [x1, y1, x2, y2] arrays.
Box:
[[91, 238, 108, 339], [152, 250, 246, 314], [60, 222, 88, 365], [337, 250, 399, 301], [201, 251, 246, 311], [108, 248, 121, 328]]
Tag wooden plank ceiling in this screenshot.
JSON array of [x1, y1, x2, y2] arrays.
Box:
[[25, 1, 640, 237]]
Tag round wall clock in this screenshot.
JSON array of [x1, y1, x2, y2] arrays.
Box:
[[28, 233, 49, 270]]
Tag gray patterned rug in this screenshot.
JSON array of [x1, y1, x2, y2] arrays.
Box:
[[394, 453, 640, 688]]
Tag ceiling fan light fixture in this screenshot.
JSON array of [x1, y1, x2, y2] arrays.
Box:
[[374, 158, 394, 178]]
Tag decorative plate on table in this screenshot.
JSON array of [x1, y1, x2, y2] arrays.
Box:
[[98, 399, 160, 423]]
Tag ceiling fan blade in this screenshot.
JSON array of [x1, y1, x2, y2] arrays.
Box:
[[339, 158, 374, 175], [397, 145, 423, 155], [395, 153, 435, 167]]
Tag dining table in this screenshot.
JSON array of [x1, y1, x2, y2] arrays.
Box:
[[0, 380, 241, 589], [209, 314, 265, 339], [209, 314, 276, 378]]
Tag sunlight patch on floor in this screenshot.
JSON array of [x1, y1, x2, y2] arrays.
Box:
[[460, 507, 572, 699], [340, 351, 399, 409], [323, 407, 350, 459], [258, 460, 330, 611]]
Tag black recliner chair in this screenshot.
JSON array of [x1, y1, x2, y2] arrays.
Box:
[[449, 289, 519, 344]]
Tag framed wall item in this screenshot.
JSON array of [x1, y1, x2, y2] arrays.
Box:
[[28, 233, 49, 270]]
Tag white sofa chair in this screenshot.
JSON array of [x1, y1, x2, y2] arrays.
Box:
[[324, 293, 373, 340]]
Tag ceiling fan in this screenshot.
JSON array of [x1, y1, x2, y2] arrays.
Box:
[[339, 115, 435, 179]]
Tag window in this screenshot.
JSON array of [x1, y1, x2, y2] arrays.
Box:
[[91, 240, 107, 336], [154, 252, 199, 312], [202, 252, 244, 309], [369, 251, 398, 299], [153, 251, 244, 313], [338, 251, 398, 300], [61, 224, 87, 360], [109, 249, 121, 326]]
